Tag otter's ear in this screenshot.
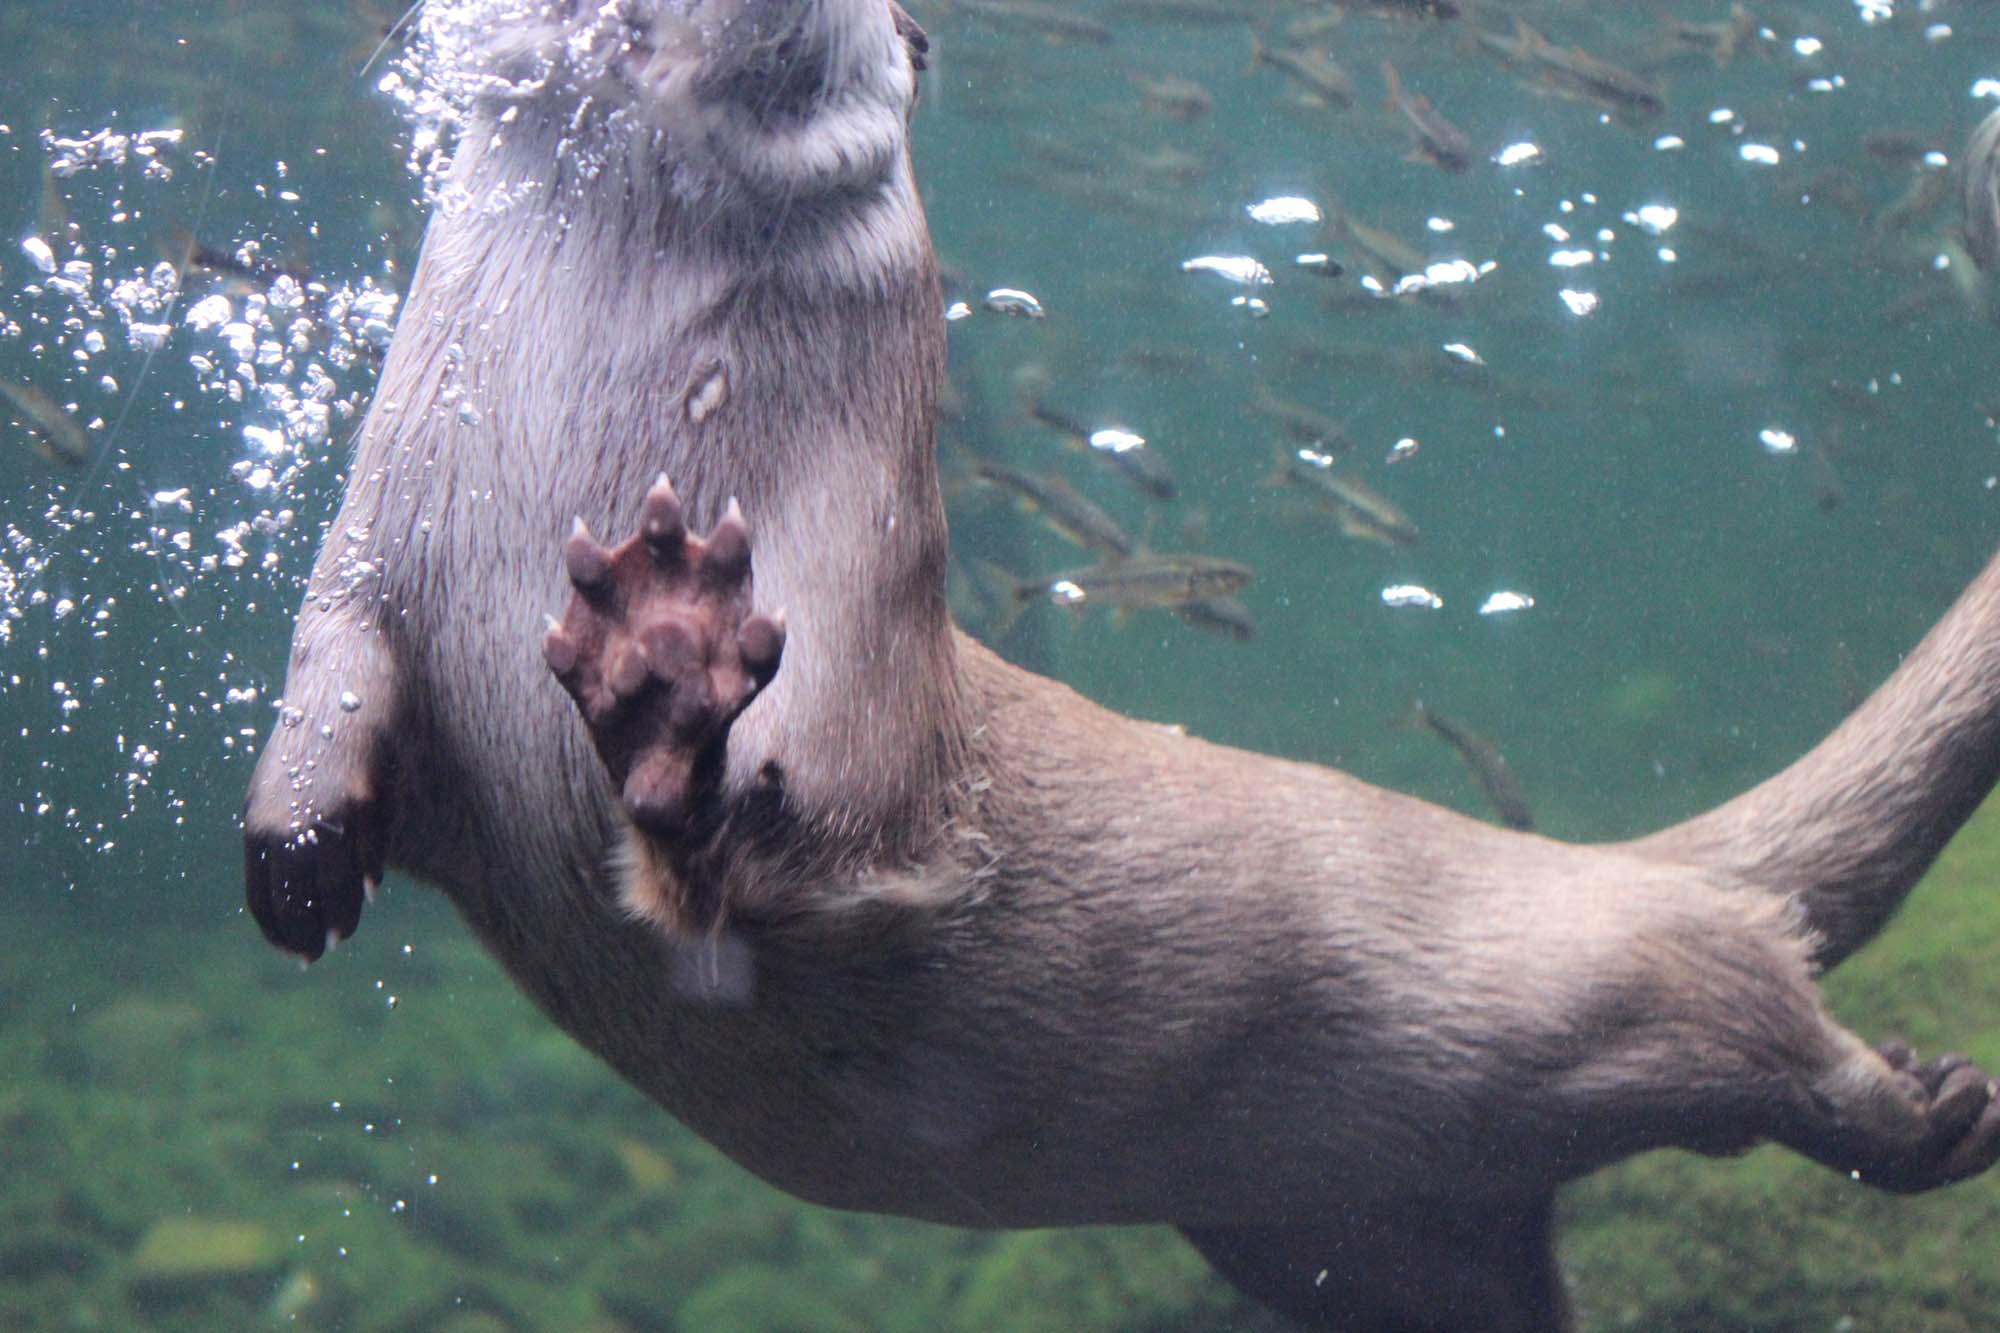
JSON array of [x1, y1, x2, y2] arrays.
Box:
[[890, 0, 929, 72]]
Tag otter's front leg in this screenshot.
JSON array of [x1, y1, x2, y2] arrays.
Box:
[[243, 604, 402, 961], [542, 476, 785, 930]]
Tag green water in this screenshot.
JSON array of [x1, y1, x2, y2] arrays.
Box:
[[3, 0, 1998, 1328]]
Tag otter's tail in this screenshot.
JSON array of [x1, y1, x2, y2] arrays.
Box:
[[1629, 545, 2000, 971]]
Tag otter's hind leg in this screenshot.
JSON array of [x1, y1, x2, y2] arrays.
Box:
[[1181, 1194, 1572, 1332], [542, 475, 784, 933]]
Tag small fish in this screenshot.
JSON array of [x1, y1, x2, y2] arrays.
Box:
[[982, 552, 1253, 636], [1029, 400, 1178, 501], [1396, 699, 1534, 831], [1481, 17, 1664, 118], [956, 0, 1114, 44], [1131, 70, 1214, 120], [38, 162, 79, 249], [1, 379, 91, 467], [1284, 10, 1347, 43], [1023, 131, 1098, 172], [1107, 0, 1252, 26], [1647, 3, 1755, 69], [1806, 436, 1845, 514], [1015, 167, 1216, 228], [1345, 0, 1459, 18], [1381, 62, 1473, 174], [164, 227, 313, 286], [971, 459, 1137, 556], [984, 287, 1047, 319], [1118, 344, 1206, 376], [1248, 384, 1354, 453], [1940, 232, 1990, 321], [1794, 166, 1870, 219], [1250, 36, 1355, 108], [1861, 129, 1939, 167], [1328, 208, 1426, 281], [1123, 144, 1208, 182], [1469, 16, 1533, 63], [1174, 595, 1256, 641], [1086, 427, 1178, 501], [1873, 162, 1950, 240], [1268, 447, 1417, 546], [1963, 106, 2000, 272]]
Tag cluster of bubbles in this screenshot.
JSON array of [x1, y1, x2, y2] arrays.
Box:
[[1, 120, 406, 845], [376, 0, 623, 202], [1, 5, 627, 850]]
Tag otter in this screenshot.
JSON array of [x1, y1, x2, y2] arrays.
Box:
[[243, 1, 2000, 1328]]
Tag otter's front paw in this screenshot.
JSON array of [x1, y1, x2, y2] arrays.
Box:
[[243, 718, 391, 963], [543, 477, 784, 841]]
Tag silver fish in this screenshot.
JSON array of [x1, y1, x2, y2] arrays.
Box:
[[971, 459, 1136, 557], [1, 379, 90, 467], [983, 552, 1252, 635], [1397, 699, 1534, 831], [1269, 447, 1418, 547], [1382, 61, 1473, 174], [1964, 106, 2000, 271]]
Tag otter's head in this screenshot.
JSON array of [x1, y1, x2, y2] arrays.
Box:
[[418, 0, 929, 207]]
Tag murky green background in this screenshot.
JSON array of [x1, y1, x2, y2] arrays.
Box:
[[4, 1, 1998, 1328]]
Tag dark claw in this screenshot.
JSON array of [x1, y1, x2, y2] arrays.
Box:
[[565, 519, 612, 590], [640, 477, 686, 555], [542, 621, 579, 677], [242, 636, 397, 962], [705, 506, 751, 582], [245, 813, 377, 964]]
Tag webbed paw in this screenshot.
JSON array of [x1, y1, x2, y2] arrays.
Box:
[[543, 476, 784, 841], [1852, 1040, 2000, 1193]]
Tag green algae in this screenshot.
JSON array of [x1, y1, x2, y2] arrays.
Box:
[[950, 1229, 1239, 1332], [3, 791, 1995, 1332], [129, 1218, 285, 1279], [4, 784, 1995, 1333]]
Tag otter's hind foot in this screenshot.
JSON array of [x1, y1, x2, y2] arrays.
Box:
[[1857, 1040, 2000, 1193], [543, 477, 784, 842], [1801, 1038, 2000, 1194]]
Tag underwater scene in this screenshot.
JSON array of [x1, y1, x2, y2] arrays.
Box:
[[4, 0, 2000, 1327]]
